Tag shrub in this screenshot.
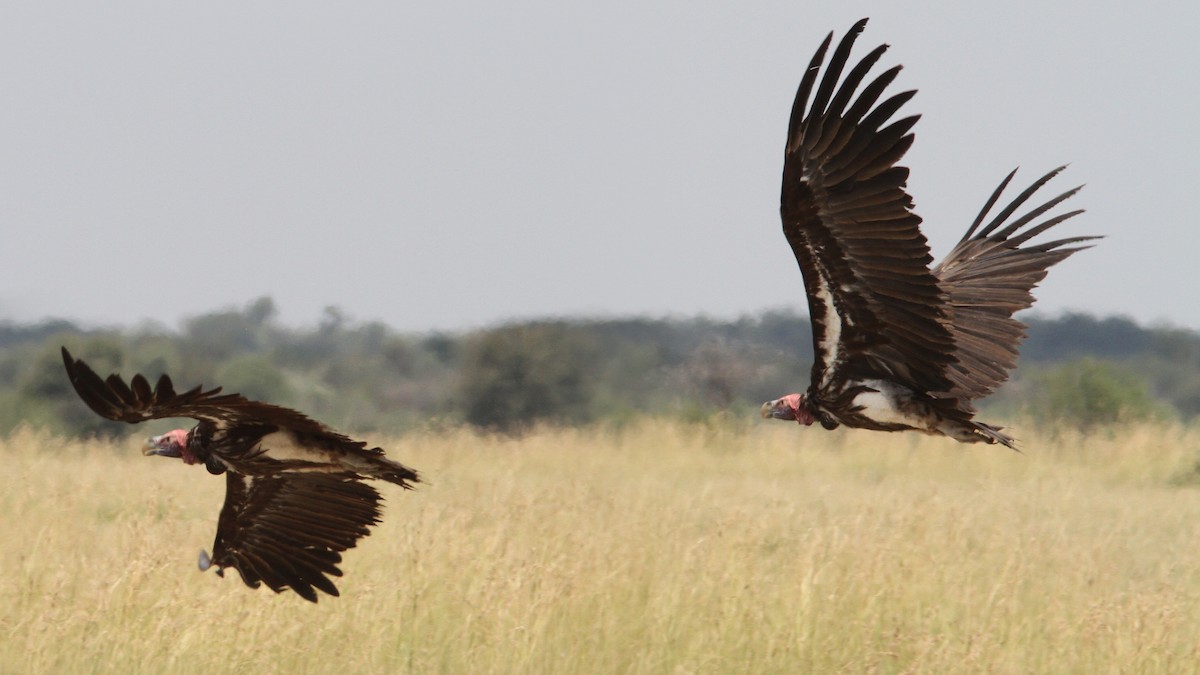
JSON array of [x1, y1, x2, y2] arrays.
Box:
[[1026, 357, 1168, 429]]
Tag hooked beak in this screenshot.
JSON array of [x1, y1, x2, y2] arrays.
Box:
[[142, 435, 182, 458], [760, 399, 794, 420]]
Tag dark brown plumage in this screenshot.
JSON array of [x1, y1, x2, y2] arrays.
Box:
[[761, 19, 1098, 447], [62, 347, 419, 602]]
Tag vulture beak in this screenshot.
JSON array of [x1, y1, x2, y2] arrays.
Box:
[[142, 434, 182, 458], [760, 399, 792, 420], [760, 394, 804, 421]]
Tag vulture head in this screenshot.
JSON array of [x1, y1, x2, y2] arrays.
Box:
[[142, 428, 196, 464], [760, 393, 815, 425]]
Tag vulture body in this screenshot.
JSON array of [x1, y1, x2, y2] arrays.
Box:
[[62, 347, 419, 602], [760, 19, 1098, 448]]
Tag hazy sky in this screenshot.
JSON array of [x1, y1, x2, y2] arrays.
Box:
[[2, 2, 1196, 333]]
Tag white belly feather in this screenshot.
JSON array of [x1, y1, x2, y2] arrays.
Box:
[[850, 379, 927, 429], [255, 431, 324, 462], [251, 430, 378, 475]]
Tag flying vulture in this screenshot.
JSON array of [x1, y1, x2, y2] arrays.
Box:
[[759, 19, 1098, 448], [61, 347, 420, 602]]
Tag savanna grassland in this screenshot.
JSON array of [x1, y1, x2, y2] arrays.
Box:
[[3, 420, 1200, 674]]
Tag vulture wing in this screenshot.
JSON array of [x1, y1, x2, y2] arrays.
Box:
[[933, 167, 1098, 402], [207, 471, 383, 602], [62, 346, 242, 427], [781, 18, 956, 396], [61, 347, 405, 469]]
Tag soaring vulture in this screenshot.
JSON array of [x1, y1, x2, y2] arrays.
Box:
[[61, 347, 419, 602], [759, 19, 1098, 448]]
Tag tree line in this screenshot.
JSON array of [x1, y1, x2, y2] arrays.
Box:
[[3, 297, 1192, 437]]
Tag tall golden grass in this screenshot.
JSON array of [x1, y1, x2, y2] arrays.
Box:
[[3, 419, 1200, 673]]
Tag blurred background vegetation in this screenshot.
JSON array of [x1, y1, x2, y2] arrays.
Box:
[[8, 296, 1194, 437]]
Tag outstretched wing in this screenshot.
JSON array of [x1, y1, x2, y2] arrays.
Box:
[[781, 18, 955, 396], [208, 471, 383, 602], [63, 347, 420, 487], [63, 347, 354, 439], [63, 347, 243, 426], [933, 167, 1098, 402]]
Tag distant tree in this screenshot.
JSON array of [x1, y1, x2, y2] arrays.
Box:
[[1022, 313, 1151, 361], [738, 309, 814, 359], [382, 337, 418, 377], [216, 354, 293, 404], [1150, 328, 1200, 364], [1027, 357, 1167, 429], [20, 339, 127, 436], [422, 332, 459, 366], [683, 338, 756, 409], [182, 306, 264, 363], [459, 323, 597, 432], [318, 306, 347, 336], [1171, 383, 1200, 420], [0, 319, 80, 348]]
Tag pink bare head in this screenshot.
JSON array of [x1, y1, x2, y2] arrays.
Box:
[[142, 429, 198, 464], [760, 393, 815, 425]]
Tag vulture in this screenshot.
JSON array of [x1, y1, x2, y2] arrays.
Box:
[[61, 347, 420, 602], [759, 19, 1098, 448]]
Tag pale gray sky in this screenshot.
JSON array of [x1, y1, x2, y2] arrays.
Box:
[[2, 2, 1196, 332]]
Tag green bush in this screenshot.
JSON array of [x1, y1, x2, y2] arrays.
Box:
[[1027, 357, 1168, 429], [216, 354, 294, 405], [459, 323, 598, 433]]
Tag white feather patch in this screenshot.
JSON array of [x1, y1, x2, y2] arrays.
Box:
[[851, 379, 924, 428], [255, 431, 325, 463], [252, 431, 374, 474], [812, 276, 844, 389]]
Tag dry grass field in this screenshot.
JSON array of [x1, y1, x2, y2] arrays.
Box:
[[3, 419, 1200, 673]]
